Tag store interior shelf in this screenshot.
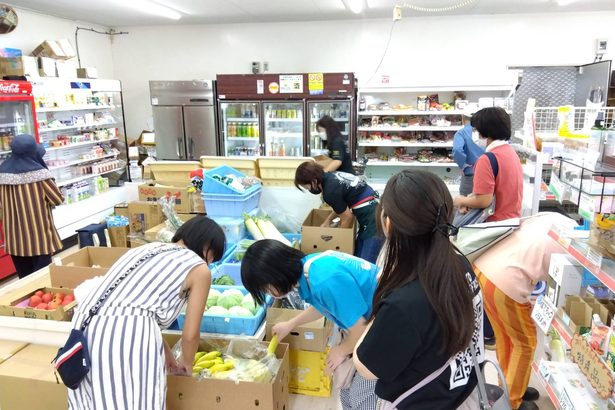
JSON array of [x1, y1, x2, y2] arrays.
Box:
[[359, 110, 470, 116], [548, 228, 615, 293], [530, 361, 561, 409], [267, 132, 303, 138], [366, 161, 455, 167], [48, 153, 118, 170], [45, 137, 118, 152], [265, 118, 302, 123], [56, 166, 125, 187], [39, 123, 119, 133], [310, 117, 349, 122], [358, 141, 454, 148], [227, 137, 259, 141], [551, 314, 573, 346], [359, 85, 515, 93], [226, 117, 258, 122], [36, 105, 115, 113], [358, 126, 463, 132]]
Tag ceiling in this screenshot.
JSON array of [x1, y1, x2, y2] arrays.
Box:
[[6, 0, 615, 27]]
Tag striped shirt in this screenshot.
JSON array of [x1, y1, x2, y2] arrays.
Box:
[[0, 178, 63, 256]]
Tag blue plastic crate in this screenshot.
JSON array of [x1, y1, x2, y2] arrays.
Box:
[[203, 187, 261, 218], [211, 216, 246, 246], [203, 165, 261, 195], [175, 285, 272, 336], [219, 233, 302, 286]]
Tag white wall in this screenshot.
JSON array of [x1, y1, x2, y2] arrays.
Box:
[[1, 8, 114, 78], [111, 11, 615, 140]]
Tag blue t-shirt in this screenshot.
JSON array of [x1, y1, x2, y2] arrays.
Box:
[[298, 251, 378, 329]]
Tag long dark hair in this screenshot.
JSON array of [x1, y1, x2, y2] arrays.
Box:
[[316, 115, 343, 148], [373, 170, 474, 355]]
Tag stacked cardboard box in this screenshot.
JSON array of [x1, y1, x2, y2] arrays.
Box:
[[301, 209, 356, 255]]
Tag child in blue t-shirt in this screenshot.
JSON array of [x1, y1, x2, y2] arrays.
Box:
[[241, 239, 379, 410]]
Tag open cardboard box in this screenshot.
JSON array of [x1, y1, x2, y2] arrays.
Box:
[[0, 287, 76, 321], [0, 344, 67, 410], [560, 296, 593, 334], [164, 334, 289, 410], [0, 341, 28, 365], [129, 201, 166, 237], [301, 209, 356, 255], [148, 161, 200, 186], [144, 214, 200, 242], [266, 300, 332, 352], [313, 155, 333, 169], [138, 183, 205, 214], [49, 246, 130, 289]]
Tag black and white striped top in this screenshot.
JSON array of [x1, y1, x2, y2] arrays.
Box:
[[74, 242, 205, 328]]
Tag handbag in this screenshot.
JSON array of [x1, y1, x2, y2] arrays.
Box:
[[302, 251, 357, 390], [53, 245, 177, 390], [471, 343, 512, 410]]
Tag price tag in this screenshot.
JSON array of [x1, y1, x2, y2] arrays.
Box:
[[571, 334, 614, 399], [586, 248, 603, 268], [538, 359, 551, 382], [559, 388, 574, 410], [532, 295, 557, 334], [557, 234, 572, 249]]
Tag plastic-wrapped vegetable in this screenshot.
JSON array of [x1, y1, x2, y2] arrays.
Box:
[[212, 275, 235, 286]]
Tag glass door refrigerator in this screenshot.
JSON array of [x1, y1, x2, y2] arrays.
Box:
[[216, 73, 356, 158], [0, 80, 39, 279], [263, 101, 304, 157], [308, 101, 352, 157], [219, 101, 261, 156]]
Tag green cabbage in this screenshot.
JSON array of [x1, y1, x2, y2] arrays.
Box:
[[241, 294, 258, 315], [205, 306, 229, 316], [206, 289, 221, 308], [229, 306, 254, 317], [217, 293, 243, 309]]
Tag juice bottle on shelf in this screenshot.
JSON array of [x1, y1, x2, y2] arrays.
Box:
[[280, 139, 286, 157], [248, 123, 254, 137], [228, 123, 234, 137], [254, 124, 259, 138]]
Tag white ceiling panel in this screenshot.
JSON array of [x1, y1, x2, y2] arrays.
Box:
[[5, 0, 615, 27]]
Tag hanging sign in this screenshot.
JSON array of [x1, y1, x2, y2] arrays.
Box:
[[279, 74, 303, 94], [531, 295, 556, 334], [268, 82, 279, 94], [257, 80, 264, 95], [571, 333, 614, 399], [308, 73, 324, 95]]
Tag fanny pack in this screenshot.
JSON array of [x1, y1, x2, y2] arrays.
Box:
[[53, 245, 177, 390]]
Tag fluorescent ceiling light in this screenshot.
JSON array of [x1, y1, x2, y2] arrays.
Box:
[[343, 0, 367, 14], [116, 0, 182, 20]]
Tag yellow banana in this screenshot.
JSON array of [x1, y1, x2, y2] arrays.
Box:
[[213, 357, 224, 365], [192, 366, 204, 372], [195, 359, 215, 369], [193, 352, 206, 363], [202, 351, 221, 360], [209, 362, 235, 373]]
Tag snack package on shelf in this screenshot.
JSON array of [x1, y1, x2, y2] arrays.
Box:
[[606, 315, 615, 371], [590, 314, 609, 356]]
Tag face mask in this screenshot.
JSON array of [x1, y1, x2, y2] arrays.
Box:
[[472, 130, 487, 148], [319, 131, 327, 141], [309, 186, 322, 195]]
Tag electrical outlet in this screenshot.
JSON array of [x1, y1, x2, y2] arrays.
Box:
[[393, 5, 402, 21]]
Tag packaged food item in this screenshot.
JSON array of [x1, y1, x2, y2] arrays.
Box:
[[606, 315, 615, 370], [417, 96, 428, 111], [591, 314, 609, 355]]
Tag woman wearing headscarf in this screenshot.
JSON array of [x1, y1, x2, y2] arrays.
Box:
[[0, 134, 64, 278]]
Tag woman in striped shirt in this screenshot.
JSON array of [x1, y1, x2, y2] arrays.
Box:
[[0, 134, 63, 278]]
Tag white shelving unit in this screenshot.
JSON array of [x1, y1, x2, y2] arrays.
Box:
[[39, 123, 119, 134], [47, 152, 119, 170], [357, 85, 514, 193], [36, 104, 115, 113], [56, 166, 124, 188], [45, 137, 118, 152]]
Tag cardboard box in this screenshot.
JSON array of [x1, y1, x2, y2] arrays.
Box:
[[546, 254, 583, 308], [288, 349, 332, 397], [0, 341, 27, 365], [148, 161, 200, 186], [77, 67, 98, 79], [583, 296, 611, 325], [0, 48, 22, 58], [164, 334, 289, 410], [560, 296, 593, 334], [37, 56, 56, 77], [31, 40, 72, 60], [313, 155, 333, 169], [108, 226, 129, 247], [0, 287, 76, 321], [301, 209, 356, 255], [114, 202, 129, 218], [144, 214, 200, 242], [49, 246, 130, 289], [138, 183, 205, 214], [266, 302, 332, 352], [0, 56, 38, 77], [0, 344, 67, 410], [128, 201, 165, 236], [55, 60, 78, 78]]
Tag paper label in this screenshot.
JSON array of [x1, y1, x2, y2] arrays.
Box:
[[304, 332, 315, 340], [308, 73, 324, 95], [559, 388, 573, 410], [279, 74, 303, 94], [532, 295, 557, 334], [587, 248, 603, 268], [381, 75, 390, 84], [571, 333, 614, 399], [151, 97, 159, 105], [538, 359, 551, 382], [257, 80, 264, 95]]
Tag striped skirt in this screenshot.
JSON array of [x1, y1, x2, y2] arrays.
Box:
[[68, 311, 166, 410]]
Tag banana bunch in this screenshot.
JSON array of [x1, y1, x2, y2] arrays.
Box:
[[210, 358, 273, 383], [193, 351, 228, 376]]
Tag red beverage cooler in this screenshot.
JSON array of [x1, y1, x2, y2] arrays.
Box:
[[0, 80, 39, 280]]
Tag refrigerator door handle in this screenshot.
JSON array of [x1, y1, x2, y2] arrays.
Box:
[[188, 137, 195, 158], [176, 138, 181, 157]]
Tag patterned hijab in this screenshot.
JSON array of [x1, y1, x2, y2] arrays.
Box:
[[0, 134, 52, 185]]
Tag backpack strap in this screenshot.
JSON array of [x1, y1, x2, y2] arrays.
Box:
[[485, 152, 499, 178]]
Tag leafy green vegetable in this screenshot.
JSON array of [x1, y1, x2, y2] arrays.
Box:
[[213, 275, 235, 286]]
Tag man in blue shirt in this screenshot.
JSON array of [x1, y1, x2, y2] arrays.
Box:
[[241, 239, 379, 410], [452, 123, 485, 196]]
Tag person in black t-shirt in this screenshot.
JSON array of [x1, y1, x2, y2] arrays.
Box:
[[295, 161, 384, 263], [353, 170, 484, 410], [316, 115, 355, 174]]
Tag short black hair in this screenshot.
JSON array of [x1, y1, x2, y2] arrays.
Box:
[[241, 239, 304, 305], [294, 161, 324, 191], [172, 216, 226, 261], [470, 107, 511, 141]]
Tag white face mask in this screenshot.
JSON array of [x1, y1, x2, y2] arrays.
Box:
[[472, 131, 487, 148], [319, 131, 327, 141]]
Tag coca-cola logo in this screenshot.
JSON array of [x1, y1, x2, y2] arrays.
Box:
[[0, 83, 21, 94]]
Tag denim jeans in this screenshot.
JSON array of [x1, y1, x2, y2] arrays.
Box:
[[355, 235, 385, 264]]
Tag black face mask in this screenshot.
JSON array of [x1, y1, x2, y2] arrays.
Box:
[[309, 184, 322, 195]]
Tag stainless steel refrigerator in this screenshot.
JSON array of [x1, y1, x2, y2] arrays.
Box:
[[149, 80, 218, 160]]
